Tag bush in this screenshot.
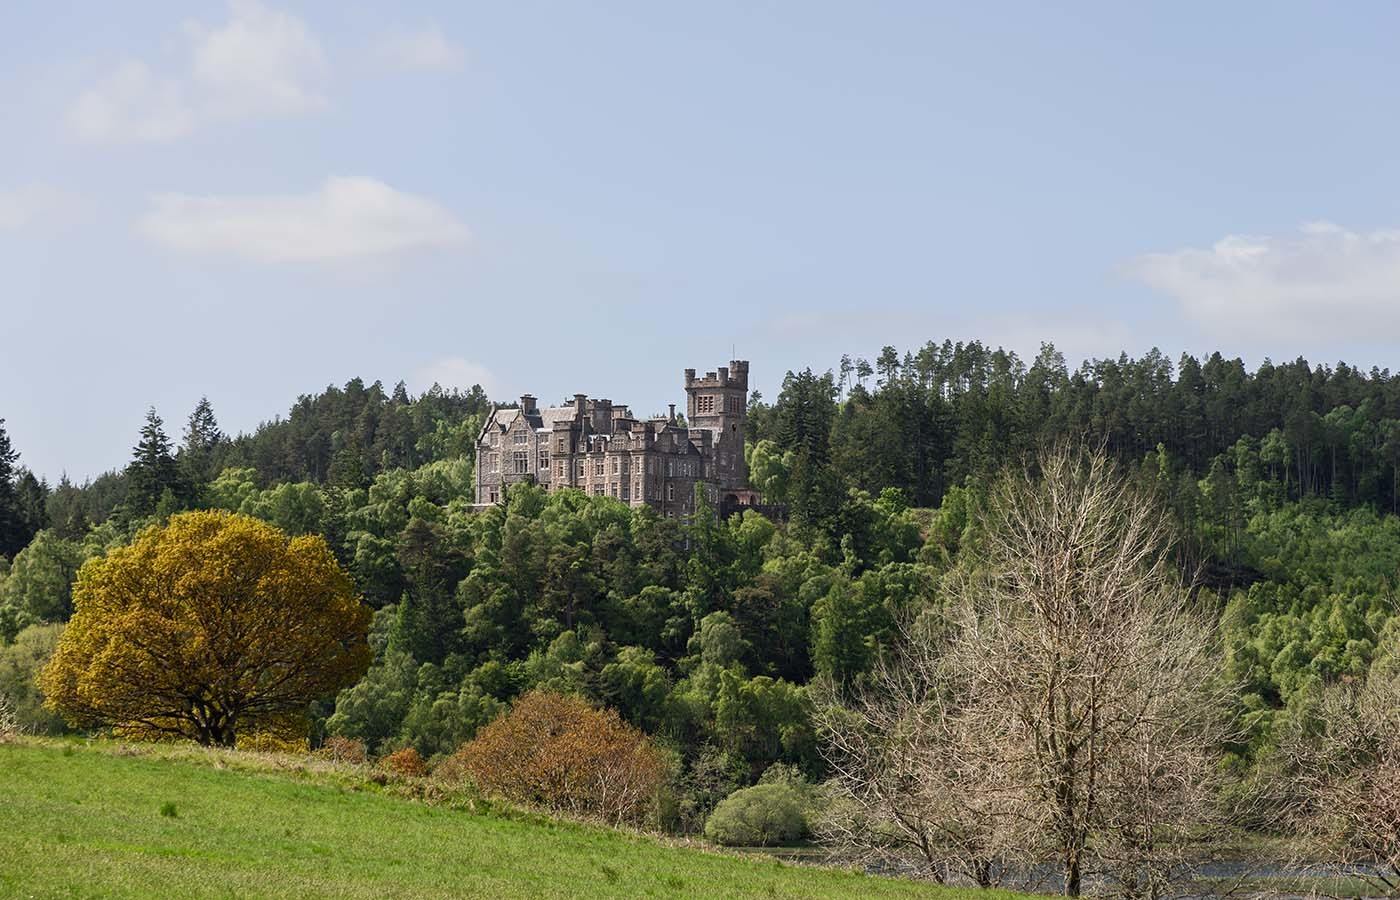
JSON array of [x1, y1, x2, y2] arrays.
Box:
[[380, 746, 428, 778], [316, 735, 368, 765], [0, 624, 67, 735], [703, 783, 808, 846], [446, 690, 665, 825]]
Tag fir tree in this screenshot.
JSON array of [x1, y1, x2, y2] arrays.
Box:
[[45, 474, 90, 540], [126, 408, 183, 519], [181, 396, 225, 491], [0, 419, 33, 557]]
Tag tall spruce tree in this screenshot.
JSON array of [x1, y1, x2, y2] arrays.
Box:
[[15, 471, 49, 535], [181, 396, 225, 490], [45, 474, 90, 540], [126, 408, 183, 519], [0, 418, 33, 557]]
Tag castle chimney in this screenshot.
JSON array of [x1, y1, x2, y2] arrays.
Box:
[[574, 393, 587, 419], [668, 403, 676, 423], [520, 393, 537, 413]]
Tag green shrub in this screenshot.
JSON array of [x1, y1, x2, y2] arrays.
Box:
[[703, 782, 808, 846], [0, 624, 67, 735]]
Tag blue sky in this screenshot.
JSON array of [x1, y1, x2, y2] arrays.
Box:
[[5, 1, 1400, 481]]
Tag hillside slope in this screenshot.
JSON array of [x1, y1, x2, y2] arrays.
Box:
[[0, 740, 1011, 899]]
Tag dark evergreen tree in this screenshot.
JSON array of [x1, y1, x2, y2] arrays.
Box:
[[125, 408, 183, 519], [15, 470, 49, 537], [181, 396, 225, 490], [45, 474, 89, 540], [0, 419, 33, 557]]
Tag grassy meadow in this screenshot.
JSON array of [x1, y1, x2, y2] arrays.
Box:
[[0, 738, 1022, 899]]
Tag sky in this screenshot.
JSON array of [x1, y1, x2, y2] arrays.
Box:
[[6, 1, 1400, 481]]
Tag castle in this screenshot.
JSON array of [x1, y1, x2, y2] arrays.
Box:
[[474, 360, 753, 517]]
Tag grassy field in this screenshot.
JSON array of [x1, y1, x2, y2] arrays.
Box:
[[0, 738, 1025, 899]]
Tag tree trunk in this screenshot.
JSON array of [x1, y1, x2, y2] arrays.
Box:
[[1064, 847, 1082, 897]]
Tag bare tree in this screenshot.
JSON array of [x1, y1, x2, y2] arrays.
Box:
[[1274, 667, 1400, 894], [0, 692, 19, 742], [817, 446, 1235, 897], [812, 613, 1014, 888]]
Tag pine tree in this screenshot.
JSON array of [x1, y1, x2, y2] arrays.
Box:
[[0, 419, 33, 557], [45, 474, 89, 540], [181, 396, 225, 489], [15, 470, 49, 536], [126, 408, 183, 519]]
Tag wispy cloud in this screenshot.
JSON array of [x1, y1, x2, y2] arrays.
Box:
[[375, 25, 464, 72], [137, 176, 470, 263], [1127, 222, 1400, 339], [68, 0, 327, 143]]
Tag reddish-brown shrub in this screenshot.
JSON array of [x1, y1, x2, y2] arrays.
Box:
[[448, 690, 666, 825], [380, 746, 428, 779], [316, 735, 367, 765]]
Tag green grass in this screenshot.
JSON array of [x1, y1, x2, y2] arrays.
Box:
[[0, 738, 1025, 899]]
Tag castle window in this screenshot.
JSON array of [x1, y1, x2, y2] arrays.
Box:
[[593, 485, 604, 496], [490, 453, 499, 474], [538, 450, 548, 470], [610, 482, 618, 497], [621, 458, 630, 476], [612, 458, 620, 475], [666, 484, 675, 501], [556, 461, 565, 477], [513, 431, 528, 444], [621, 481, 630, 500], [513, 451, 528, 474], [488, 490, 498, 503], [557, 439, 566, 452], [667, 461, 674, 477], [595, 460, 605, 476], [698, 395, 714, 414]]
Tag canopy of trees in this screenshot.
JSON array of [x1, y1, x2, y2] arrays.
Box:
[[7, 342, 1400, 885]]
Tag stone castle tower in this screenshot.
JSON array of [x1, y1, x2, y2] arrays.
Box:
[[685, 360, 748, 493]]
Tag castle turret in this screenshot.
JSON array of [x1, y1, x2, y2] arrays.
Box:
[[684, 359, 749, 491]]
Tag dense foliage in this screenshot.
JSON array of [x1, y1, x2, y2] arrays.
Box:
[[5, 341, 1400, 842]]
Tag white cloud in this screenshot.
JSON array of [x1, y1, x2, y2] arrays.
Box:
[[414, 357, 499, 398], [375, 25, 464, 72], [1128, 223, 1400, 338], [0, 184, 83, 230], [137, 176, 470, 263], [69, 0, 326, 143]]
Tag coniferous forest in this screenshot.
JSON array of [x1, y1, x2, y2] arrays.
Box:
[[7, 340, 1400, 884]]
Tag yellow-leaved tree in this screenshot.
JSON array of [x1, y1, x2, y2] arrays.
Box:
[[41, 510, 371, 747]]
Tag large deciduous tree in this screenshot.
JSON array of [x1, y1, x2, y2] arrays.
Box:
[[818, 447, 1234, 896], [41, 510, 371, 746]]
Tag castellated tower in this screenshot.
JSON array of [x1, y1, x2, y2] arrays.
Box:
[[684, 360, 749, 492]]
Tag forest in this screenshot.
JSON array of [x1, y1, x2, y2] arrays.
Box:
[[5, 339, 1400, 888]]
